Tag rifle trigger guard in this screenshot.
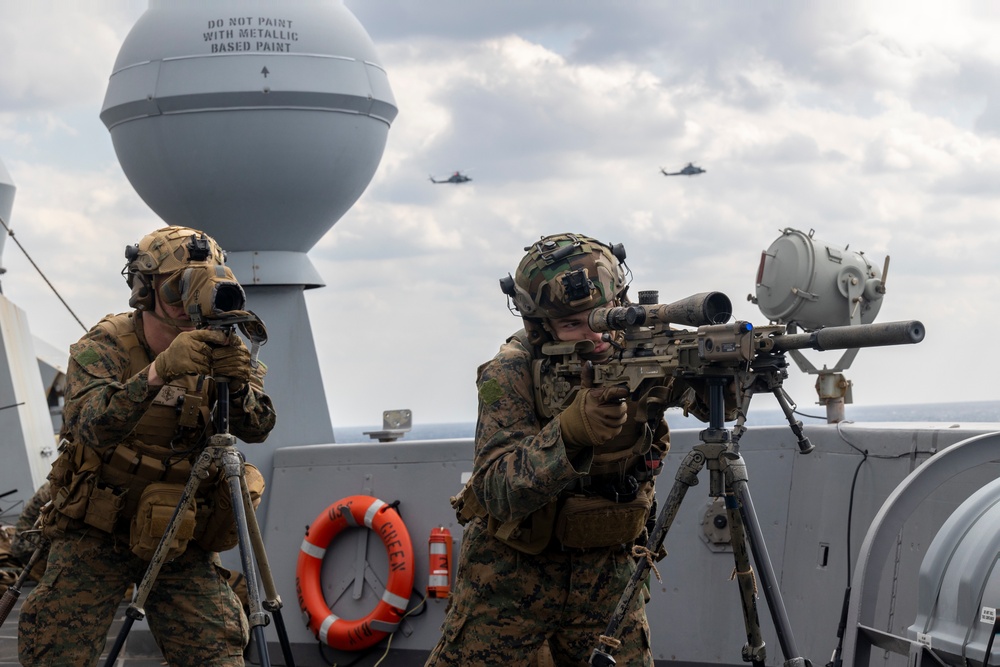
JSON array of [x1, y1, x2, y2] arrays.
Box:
[[636, 385, 672, 422]]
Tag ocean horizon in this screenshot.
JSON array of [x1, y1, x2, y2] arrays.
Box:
[[333, 399, 1000, 444]]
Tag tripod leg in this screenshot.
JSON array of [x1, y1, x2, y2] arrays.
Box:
[[589, 448, 707, 666], [220, 447, 271, 667], [103, 448, 212, 667], [728, 459, 812, 667], [724, 490, 767, 667], [238, 460, 296, 667]]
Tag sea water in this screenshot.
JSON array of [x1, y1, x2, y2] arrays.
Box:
[[333, 400, 1000, 444]]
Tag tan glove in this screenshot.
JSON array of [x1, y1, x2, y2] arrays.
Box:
[[211, 335, 252, 393], [559, 362, 629, 453], [153, 329, 228, 383]]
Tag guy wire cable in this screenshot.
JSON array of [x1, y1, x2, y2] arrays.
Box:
[[0, 213, 87, 332]]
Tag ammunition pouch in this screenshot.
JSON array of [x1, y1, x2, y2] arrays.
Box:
[[487, 500, 558, 555], [130, 482, 197, 561], [193, 463, 265, 553], [108, 443, 195, 485], [451, 476, 654, 553], [52, 475, 92, 523], [554, 482, 654, 549], [44, 434, 265, 558], [451, 482, 558, 555], [101, 443, 196, 528], [48, 439, 97, 519], [45, 439, 124, 538], [83, 482, 127, 533]]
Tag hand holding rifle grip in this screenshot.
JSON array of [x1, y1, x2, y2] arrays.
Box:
[[560, 362, 629, 450]]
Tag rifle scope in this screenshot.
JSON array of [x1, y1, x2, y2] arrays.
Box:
[[589, 291, 733, 332]]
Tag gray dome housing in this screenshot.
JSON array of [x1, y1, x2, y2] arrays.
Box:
[[754, 227, 884, 330], [907, 477, 1000, 666]]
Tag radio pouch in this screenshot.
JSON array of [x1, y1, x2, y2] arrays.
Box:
[[487, 499, 559, 555], [130, 482, 197, 561]]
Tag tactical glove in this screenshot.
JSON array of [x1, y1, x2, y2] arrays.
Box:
[[211, 335, 253, 394], [154, 329, 228, 383], [559, 385, 630, 454]]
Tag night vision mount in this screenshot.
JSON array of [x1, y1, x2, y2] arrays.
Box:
[[498, 236, 629, 313]]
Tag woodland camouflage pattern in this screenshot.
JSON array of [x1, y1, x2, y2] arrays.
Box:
[[10, 480, 51, 582], [509, 233, 626, 321], [18, 310, 275, 666], [425, 335, 668, 666], [62, 313, 274, 451], [19, 533, 248, 666], [0, 528, 18, 592]]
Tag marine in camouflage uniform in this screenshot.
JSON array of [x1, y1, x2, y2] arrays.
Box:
[[10, 480, 51, 580], [427, 234, 704, 666], [18, 226, 276, 667]]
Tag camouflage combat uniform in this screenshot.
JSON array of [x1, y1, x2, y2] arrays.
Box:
[[10, 480, 51, 580], [19, 310, 276, 667], [11, 481, 51, 564], [426, 334, 673, 667]]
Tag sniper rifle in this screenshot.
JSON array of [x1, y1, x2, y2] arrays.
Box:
[[534, 291, 924, 452]]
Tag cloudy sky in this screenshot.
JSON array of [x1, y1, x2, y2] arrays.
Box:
[[1, 1, 998, 430]]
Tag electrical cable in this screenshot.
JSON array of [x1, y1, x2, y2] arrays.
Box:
[[825, 421, 937, 667]]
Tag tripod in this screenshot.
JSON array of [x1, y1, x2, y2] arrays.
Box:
[[589, 376, 813, 667], [104, 379, 295, 667]]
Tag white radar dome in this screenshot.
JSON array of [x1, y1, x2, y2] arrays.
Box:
[[754, 228, 884, 330], [101, 0, 397, 286]]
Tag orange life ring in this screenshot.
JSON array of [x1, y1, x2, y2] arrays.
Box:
[[296, 495, 414, 651]]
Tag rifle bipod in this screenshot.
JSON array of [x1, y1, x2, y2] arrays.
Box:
[[104, 380, 295, 667], [588, 377, 812, 667]]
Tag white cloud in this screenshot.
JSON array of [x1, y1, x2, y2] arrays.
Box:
[[2, 1, 998, 427]]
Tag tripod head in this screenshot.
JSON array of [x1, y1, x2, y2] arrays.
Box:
[[193, 309, 268, 439]]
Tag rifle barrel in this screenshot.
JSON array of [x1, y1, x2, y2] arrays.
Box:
[[771, 320, 924, 352]]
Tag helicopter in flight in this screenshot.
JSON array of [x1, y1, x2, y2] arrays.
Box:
[[660, 162, 706, 176], [429, 171, 472, 184]]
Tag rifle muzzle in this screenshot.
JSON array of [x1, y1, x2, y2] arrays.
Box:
[[770, 320, 925, 352]]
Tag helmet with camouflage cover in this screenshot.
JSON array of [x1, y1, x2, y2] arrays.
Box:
[[500, 233, 629, 343], [122, 226, 233, 312]]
